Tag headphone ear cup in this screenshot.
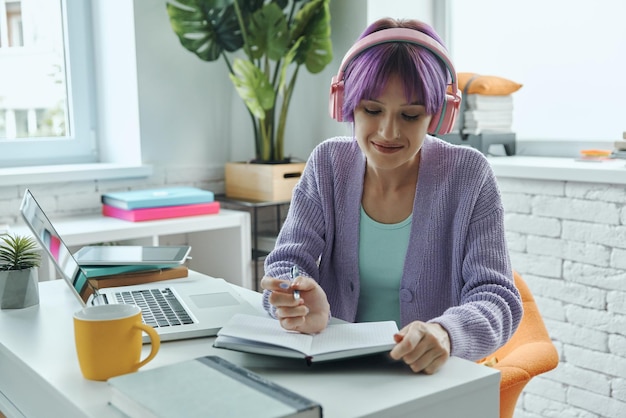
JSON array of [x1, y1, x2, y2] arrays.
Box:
[[428, 91, 462, 135], [328, 76, 344, 121]]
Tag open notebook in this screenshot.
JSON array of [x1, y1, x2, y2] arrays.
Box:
[[20, 188, 258, 342], [214, 313, 398, 363]]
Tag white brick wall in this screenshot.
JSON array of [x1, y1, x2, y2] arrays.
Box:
[[499, 177, 626, 417]]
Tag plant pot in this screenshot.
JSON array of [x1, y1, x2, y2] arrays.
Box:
[[225, 161, 306, 202], [0, 267, 40, 309]]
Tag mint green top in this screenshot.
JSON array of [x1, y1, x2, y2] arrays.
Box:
[[356, 206, 412, 327]]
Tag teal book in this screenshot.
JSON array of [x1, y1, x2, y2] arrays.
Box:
[[101, 187, 215, 210], [80, 264, 179, 278], [108, 356, 322, 418]]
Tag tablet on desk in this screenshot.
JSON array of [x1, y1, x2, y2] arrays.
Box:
[[74, 245, 191, 266]]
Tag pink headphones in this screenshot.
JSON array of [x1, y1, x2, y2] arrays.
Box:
[[329, 27, 461, 135]]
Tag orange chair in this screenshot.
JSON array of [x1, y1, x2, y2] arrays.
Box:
[[480, 271, 559, 418]]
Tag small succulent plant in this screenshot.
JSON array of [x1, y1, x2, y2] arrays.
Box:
[[0, 234, 41, 271]]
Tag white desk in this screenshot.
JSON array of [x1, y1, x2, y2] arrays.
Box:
[[11, 210, 253, 289], [0, 272, 500, 418]]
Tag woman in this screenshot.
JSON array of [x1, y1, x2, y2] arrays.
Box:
[[260, 17, 522, 374]]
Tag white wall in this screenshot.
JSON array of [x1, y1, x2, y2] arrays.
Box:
[[133, 1, 236, 167], [367, 0, 433, 23]]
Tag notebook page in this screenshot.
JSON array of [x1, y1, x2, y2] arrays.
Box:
[[218, 314, 314, 355], [309, 321, 398, 356]]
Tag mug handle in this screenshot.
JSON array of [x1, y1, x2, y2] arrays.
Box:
[[134, 323, 161, 368]]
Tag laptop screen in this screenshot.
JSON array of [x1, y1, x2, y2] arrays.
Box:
[[20, 189, 96, 306]]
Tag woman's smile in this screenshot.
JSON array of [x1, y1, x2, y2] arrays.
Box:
[[372, 141, 403, 154]]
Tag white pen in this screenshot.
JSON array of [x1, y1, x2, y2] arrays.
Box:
[[290, 265, 301, 300]]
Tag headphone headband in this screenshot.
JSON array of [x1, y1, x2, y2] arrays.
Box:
[[336, 28, 458, 92], [329, 27, 461, 135]]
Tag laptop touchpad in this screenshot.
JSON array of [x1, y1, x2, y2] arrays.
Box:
[[189, 292, 239, 308]]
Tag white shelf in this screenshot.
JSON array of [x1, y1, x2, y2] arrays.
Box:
[[489, 156, 626, 184]]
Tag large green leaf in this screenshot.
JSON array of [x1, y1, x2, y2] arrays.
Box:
[[166, 0, 243, 62], [247, 3, 289, 61], [290, 0, 332, 73], [229, 59, 276, 119]]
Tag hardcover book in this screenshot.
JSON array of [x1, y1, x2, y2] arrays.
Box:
[[80, 263, 181, 279], [102, 201, 220, 222], [101, 187, 215, 210], [214, 313, 398, 363], [88, 265, 188, 289], [108, 355, 322, 418]]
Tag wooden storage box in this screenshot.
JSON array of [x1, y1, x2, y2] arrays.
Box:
[[225, 162, 305, 202]]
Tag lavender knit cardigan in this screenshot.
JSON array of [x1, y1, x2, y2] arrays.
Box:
[[263, 135, 523, 361]]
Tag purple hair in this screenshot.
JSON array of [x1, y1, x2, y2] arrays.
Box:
[[341, 18, 450, 122]]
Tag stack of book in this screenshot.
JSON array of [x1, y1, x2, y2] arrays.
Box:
[[454, 94, 515, 135], [101, 187, 220, 222]]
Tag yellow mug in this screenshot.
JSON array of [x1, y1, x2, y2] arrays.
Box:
[[73, 304, 160, 381]]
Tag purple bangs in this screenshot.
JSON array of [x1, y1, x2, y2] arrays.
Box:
[[341, 19, 449, 123]]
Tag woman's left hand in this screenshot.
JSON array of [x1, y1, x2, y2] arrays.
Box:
[[389, 321, 451, 374]]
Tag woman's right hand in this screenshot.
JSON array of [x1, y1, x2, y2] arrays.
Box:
[[260, 275, 330, 334]]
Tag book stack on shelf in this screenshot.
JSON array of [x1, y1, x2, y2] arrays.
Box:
[[455, 94, 515, 135], [101, 187, 219, 222], [441, 73, 522, 156], [451, 73, 523, 136]]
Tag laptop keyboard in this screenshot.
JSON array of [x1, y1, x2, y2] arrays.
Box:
[[114, 288, 194, 328]]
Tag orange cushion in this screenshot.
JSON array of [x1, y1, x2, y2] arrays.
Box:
[[457, 72, 523, 95]]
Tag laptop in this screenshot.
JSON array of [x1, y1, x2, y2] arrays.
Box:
[[20, 188, 259, 342]]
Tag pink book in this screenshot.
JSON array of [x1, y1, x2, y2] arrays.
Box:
[[102, 202, 220, 222]]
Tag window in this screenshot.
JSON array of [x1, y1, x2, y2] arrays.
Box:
[[0, 0, 97, 168], [447, 0, 626, 144]]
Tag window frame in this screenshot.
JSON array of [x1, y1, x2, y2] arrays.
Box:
[[0, 0, 98, 168]]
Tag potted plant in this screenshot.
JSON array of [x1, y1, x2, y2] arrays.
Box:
[[166, 0, 333, 201], [0, 234, 42, 309]]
